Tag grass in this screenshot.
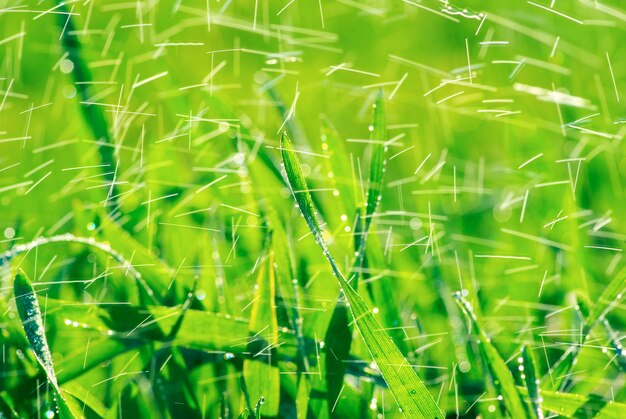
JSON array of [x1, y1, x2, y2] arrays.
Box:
[[1, 0, 626, 417]]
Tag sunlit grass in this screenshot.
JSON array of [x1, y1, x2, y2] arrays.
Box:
[[1, 0, 625, 417]]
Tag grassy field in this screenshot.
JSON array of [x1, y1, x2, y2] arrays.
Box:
[[1, 0, 625, 417]]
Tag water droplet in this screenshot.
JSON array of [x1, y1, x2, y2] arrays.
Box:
[[3, 227, 15, 239], [60, 59, 74, 74]]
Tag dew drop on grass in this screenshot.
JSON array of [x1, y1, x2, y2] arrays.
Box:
[[45, 410, 55, 419], [224, 352, 235, 360], [3, 227, 15, 239], [369, 398, 378, 410], [60, 59, 74, 73]]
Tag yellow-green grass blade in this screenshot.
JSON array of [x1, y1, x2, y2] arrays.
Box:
[[243, 252, 281, 415], [518, 387, 626, 418], [281, 131, 443, 418]]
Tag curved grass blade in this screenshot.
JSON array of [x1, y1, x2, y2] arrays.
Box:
[[62, 382, 108, 417], [1, 233, 160, 305], [13, 270, 74, 419], [521, 345, 543, 419], [453, 292, 527, 418], [281, 132, 443, 418], [243, 252, 280, 416], [324, 90, 387, 412]]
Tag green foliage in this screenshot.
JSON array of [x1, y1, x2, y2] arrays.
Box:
[[1, 0, 625, 417], [281, 131, 443, 417]]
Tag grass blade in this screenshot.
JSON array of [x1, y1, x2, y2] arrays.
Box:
[[585, 266, 626, 333], [521, 345, 543, 419], [453, 292, 527, 418], [325, 90, 387, 412], [55, 2, 118, 204], [281, 131, 443, 418], [518, 387, 626, 418], [243, 252, 280, 415], [13, 270, 74, 419], [544, 267, 626, 390], [362, 89, 387, 243]]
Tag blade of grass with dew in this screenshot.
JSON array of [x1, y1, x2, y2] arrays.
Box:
[[55, 2, 118, 204], [243, 252, 280, 416], [1, 232, 161, 305], [601, 319, 626, 373], [320, 114, 356, 214], [324, 90, 387, 413], [13, 270, 75, 419], [76, 206, 175, 302], [453, 292, 527, 417], [517, 387, 626, 418], [39, 300, 299, 385], [521, 345, 543, 419], [543, 267, 626, 391], [281, 131, 443, 418]]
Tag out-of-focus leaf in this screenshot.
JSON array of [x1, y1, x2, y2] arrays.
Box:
[[243, 252, 280, 415]]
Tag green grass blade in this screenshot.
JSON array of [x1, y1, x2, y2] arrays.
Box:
[[324, 90, 387, 412], [62, 382, 108, 417], [585, 266, 626, 333], [243, 252, 280, 415], [521, 345, 543, 419], [281, 132, 443, 418], [13, 270, 74, 419], [362, 89, 387, 239], [544, 267, 626, 390], [1, 233, 161, 305], [453, 292, 527, 418], [518, 387, 626, 418], [55, 2, 118, 204]]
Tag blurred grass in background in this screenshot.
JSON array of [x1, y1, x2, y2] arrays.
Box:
[[1, 0, 625, 417]]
